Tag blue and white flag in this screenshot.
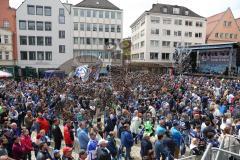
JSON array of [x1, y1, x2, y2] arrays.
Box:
[[75, 65, 90, 82]]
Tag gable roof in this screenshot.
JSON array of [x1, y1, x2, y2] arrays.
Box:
[[75, 0, 120, 10], [148, 3, 204, 18]]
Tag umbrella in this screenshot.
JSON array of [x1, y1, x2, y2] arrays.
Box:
[[0, 70, 13, 78]]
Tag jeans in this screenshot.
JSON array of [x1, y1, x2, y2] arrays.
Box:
[[125, 147, 132, 160]]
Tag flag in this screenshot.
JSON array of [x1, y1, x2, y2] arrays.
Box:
[[75, 65, 90, 82]]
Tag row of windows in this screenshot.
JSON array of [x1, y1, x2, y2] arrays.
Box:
[[74, 23, 121, 33], [20, 36, 52, 46], [150, 17, 203, 27], [132, 52, 170, 60], [1, 20, 10, 29], [74, 37, 121, 46], [0, 35, 9, 44], [150, 29, 203, 38], [27, 5, 52, 16], [215, 33, 238, 39], [73, 9, 121, 20], [19, 20, 52, 31], [20, 51, 52, 61], [0, 51, 10, 60], [75, 50, 121, 60]]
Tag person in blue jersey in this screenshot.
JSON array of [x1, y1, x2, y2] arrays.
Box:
[[170, 120, 183, 159], [87, 131, 98, 160]]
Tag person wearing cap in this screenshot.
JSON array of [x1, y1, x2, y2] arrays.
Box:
[[52, 118, 63, 150], [170, 120, 183, 159], [53, 149, 62, 160], [79, 149, 87, 160], [62, 146, 73, 160], [121, 123, 134, 160], [96, 139, 111, 160], [140, 132, 153, 159]]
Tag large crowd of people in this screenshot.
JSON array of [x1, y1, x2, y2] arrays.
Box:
[[0, 71, 240, 160]]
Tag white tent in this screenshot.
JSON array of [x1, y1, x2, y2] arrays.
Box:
[[0, 70, 13, 78]]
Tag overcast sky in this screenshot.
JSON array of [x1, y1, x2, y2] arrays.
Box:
[[10, 0, 240, 38]]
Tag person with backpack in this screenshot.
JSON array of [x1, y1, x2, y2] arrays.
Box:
[[121, 123, 134, 160], [96, 139, 111, 160], [107, 131, 117, 159], [140, 132, 153, 159], [155, 130, 168, 160]]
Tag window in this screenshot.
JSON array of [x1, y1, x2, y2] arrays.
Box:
[[162, 41, 170, 47], [45, 37, 52, 46], [80, 23, 85, 31], [117, 12, 121, 19], [185, 11, 189, 15], [163, 18, 171, 24], [93, 24, 98, 31], [37, 36, 44, 45], [151, 28, 159, 35], [74, 23, 78, 30], [185, 32, 192, 37], [163, 29, 171, 36], [105, 24, 109, 32], [5, 52, 9, 60], [86, 23, 91, 31], [151, 16, 160, 23], [3, 20, 10, 29], [45, 52, 52, 61], [162, 53, 170, 60], [150, 40, 159, 47], [174, 31, 181, 36], [111, 25, 115, 32], [86, 10, 91, 17], [195, 33, 202, 38], [80, 37, 85, 44], [36, 6, 43, 15], [99, 11, 103, 18], [220, 33, 223, 38], [224, 21, 232, 27], [99, 38, 103, 45], [74, 9, 78, 16], [29, 51, 36, 60], [59, 45, 65, 53], [20, 36, 27, 45], [20, 51, 28, 60], [150, 52, 158, 59], [230, 34, 233, 39], [4, 35, 8, 44], [36, 21, 43, 31], [28, 21, 35, 30], [93, 10, 97, 17], [225, 33, 229, 39], [140, 41, 144, 47], [28, 36, 35, 45], [196, 21, 203, 27], [86, 38, 91, 45], [0, 52, 2, 60], [234, 34, 238, 39], [59, 31, 65, 39], [80, 10, 85, 17], [185, 20, 193, 26], [184, 42, 191, 46], [27, 5, 35, 15], [37, 51, 44, 60], [174, 19, 182, 25], [92, 38, 97, 45], [140, 29, 145, 36], [115, 25, 121, 33], [111, 12, 115, 19], [163, 7, 167, 13], [173, 42, 180, 47], [173, 8, 180, 14], [99, 24, 103, 32], [19, 20, 26, 30], [59, 16, 65, 24], [74, 37, 78, 44], [140, 53, 144, 60], [215, 33, 219, 38], [105, 11, 109, 18], [44, 6, 51, 16], [45, 22, 52, 31], [59, 8, 64, 16]]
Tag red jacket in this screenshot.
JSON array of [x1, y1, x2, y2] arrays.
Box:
[[64, 125, 73, 145], [21, 135, 33, 153], [36, 117, 50, 133], [12, 143, 24, 160]]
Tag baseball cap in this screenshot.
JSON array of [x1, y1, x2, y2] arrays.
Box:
[[63, 147, 73, 154], [53, 149, 60, 155]]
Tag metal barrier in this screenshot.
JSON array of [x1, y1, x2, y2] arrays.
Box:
[[177, 155, 197, 160]]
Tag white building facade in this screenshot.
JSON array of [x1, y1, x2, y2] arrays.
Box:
[[72, 0, 123, 67], [0, 29, 14, 66], [16, 0, 73, 72], [130, 4, 206, 72]]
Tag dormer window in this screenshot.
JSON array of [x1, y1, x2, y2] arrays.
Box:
[[163, 7, 167, 13], [173, 8, 180, 14], [185, 10, 189, 15]]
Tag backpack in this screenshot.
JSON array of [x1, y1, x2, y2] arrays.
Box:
[[97, 148, 111, 160]]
